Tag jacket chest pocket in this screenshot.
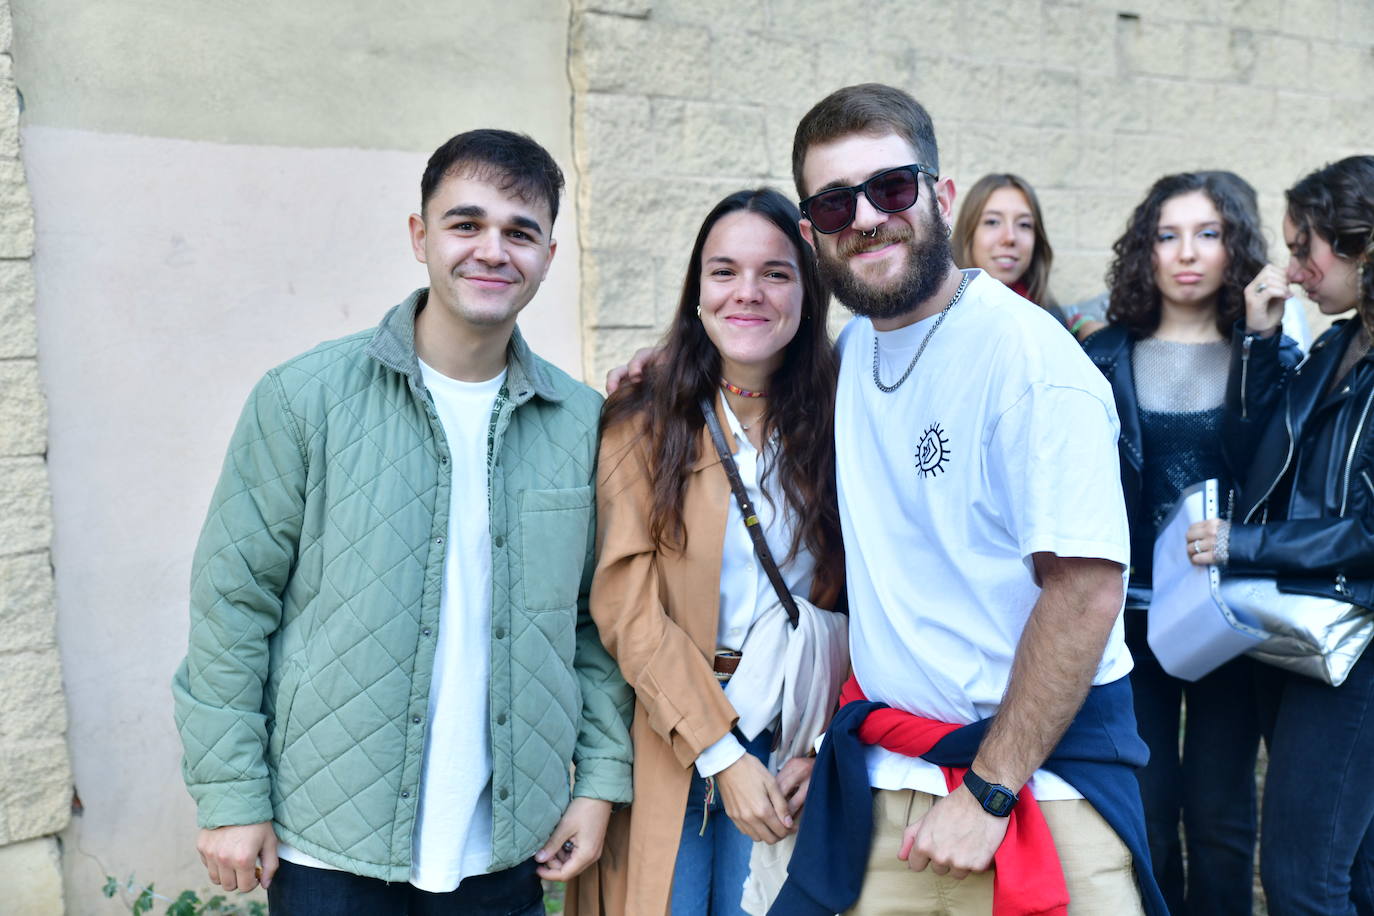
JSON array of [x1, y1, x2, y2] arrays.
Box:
[[519, 486, 593, 611]]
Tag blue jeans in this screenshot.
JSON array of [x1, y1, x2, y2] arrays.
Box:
[[266, 858, 544, 916], [670, 729, 773, 916], [1260, 645, 1374, 915], [1127, 610, 1260, 915]]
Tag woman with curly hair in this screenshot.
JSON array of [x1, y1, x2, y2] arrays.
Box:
[[1082, 171, 1296, 914], [952, 173, 1067, 324], [567, 188, 846, 916], [1188, 156, 1374, 914]]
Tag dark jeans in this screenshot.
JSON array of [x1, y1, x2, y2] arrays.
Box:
[[266, 858, 544, 916], [1127, 610, 1261, 915], [1259, 645, 1374, 915]]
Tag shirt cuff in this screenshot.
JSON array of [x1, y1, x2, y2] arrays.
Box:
[[695, 732, 747, 778]]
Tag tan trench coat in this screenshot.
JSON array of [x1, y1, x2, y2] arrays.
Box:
[[566, 398, 842, 916]]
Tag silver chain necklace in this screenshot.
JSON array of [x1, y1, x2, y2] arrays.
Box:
[[871, 274, 970, 393]]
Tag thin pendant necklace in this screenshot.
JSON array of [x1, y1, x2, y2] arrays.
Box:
[[871, 273, 970, 393]]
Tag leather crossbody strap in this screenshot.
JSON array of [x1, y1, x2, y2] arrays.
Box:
[[700, 397, 801, 629]]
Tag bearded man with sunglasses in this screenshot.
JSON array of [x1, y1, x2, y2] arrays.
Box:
[[766, 84, 1166, 916]]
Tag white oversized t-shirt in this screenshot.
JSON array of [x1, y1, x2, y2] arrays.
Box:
[[407, 359, 504, 890], [835, 269, 1132, 801], [280, 360, 503, 888]]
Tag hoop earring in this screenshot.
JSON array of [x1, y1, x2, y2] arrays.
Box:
[[944, 224, 952, 239]]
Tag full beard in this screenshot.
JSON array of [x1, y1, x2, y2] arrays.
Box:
[[817, 200, 953, 322]]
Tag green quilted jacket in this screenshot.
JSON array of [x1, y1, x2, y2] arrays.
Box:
[[172, 290, 633, 881]]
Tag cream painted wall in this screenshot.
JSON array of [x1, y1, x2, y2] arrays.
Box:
[[11, 2, 580, 911]]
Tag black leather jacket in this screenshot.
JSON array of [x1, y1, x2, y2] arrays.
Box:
[[1083, 324, 1303, 595], [1081, 326, 1155, 595], [1225, 318, 1374, 610]]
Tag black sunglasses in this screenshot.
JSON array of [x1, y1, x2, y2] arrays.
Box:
[[799, 163, 938, 235]]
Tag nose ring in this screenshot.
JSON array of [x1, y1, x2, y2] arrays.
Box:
[[860, 228, 878, 239]]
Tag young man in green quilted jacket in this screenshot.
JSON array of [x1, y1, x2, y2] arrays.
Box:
[[172, 130, 633, 915]]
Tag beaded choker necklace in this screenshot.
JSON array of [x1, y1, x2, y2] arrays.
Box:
[[720, 378, 768, 398]]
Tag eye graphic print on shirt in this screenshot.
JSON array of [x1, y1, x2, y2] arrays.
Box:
[[915, 422, 950, 478]]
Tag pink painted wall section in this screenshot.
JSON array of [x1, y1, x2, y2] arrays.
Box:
[[24, 125, 583, 912]]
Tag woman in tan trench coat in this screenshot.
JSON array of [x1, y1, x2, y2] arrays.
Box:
[[567, 189, 846, 916]]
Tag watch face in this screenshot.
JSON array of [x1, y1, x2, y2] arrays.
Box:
[[986, 787, 1016, 816]]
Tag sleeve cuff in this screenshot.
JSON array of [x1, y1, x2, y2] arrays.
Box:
[[190, 777, 274, 829], [572, 757, 633, 805], [695, 732, 746, 778]]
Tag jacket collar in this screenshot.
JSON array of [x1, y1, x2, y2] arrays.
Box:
[[1286, 318, 1362, 422], [365, 288, 570, 404]]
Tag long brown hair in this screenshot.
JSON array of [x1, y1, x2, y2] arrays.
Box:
[[601, 189, 843, 597], [952, 173, 1057, 308]]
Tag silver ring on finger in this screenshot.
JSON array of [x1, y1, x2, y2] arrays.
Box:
[[1192, 539, 1203, 555], [1257, 282, 1268, 293]]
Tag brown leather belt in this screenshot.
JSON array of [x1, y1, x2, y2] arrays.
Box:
[[713, 650, 743, 683]]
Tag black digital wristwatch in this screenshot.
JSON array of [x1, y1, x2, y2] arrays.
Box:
[[962, 769, 1019, 817]]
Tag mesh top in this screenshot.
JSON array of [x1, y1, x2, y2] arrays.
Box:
[[1133, 338, 1229, 412], [1133, 338, 1231, 533]]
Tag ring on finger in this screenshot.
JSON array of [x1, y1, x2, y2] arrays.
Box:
[[1257, 282, 1268, 293], [1192, 539, 1203, 555]]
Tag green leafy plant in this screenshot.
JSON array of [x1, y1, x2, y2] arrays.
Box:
[[101, 875, 266, 916]]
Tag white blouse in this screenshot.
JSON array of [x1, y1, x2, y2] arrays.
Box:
[[694, 397, 816, 777]]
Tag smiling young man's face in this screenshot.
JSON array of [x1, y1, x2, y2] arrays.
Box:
[[409, 169, 557, 334], [799, 131, 956, 323]]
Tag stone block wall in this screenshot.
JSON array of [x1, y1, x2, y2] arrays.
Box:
[[0, 0, 70, 911], [571, 0, 1374, 379]]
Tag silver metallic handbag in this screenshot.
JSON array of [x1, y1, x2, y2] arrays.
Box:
[[1219, 576, 1374, 686]]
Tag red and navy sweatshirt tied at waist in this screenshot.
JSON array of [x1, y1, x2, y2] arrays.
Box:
[[767, 676, 1167, 916]]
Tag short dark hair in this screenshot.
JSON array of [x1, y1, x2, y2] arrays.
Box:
[[419, 129, 564, 226], [791, 83, 940, 198], [1106, 171, 1267, 339]]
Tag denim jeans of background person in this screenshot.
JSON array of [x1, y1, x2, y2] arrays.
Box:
[[1127, 614, 1261, 914], [1258, 650, 1374, 914], [172, 130, 632, 916]]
